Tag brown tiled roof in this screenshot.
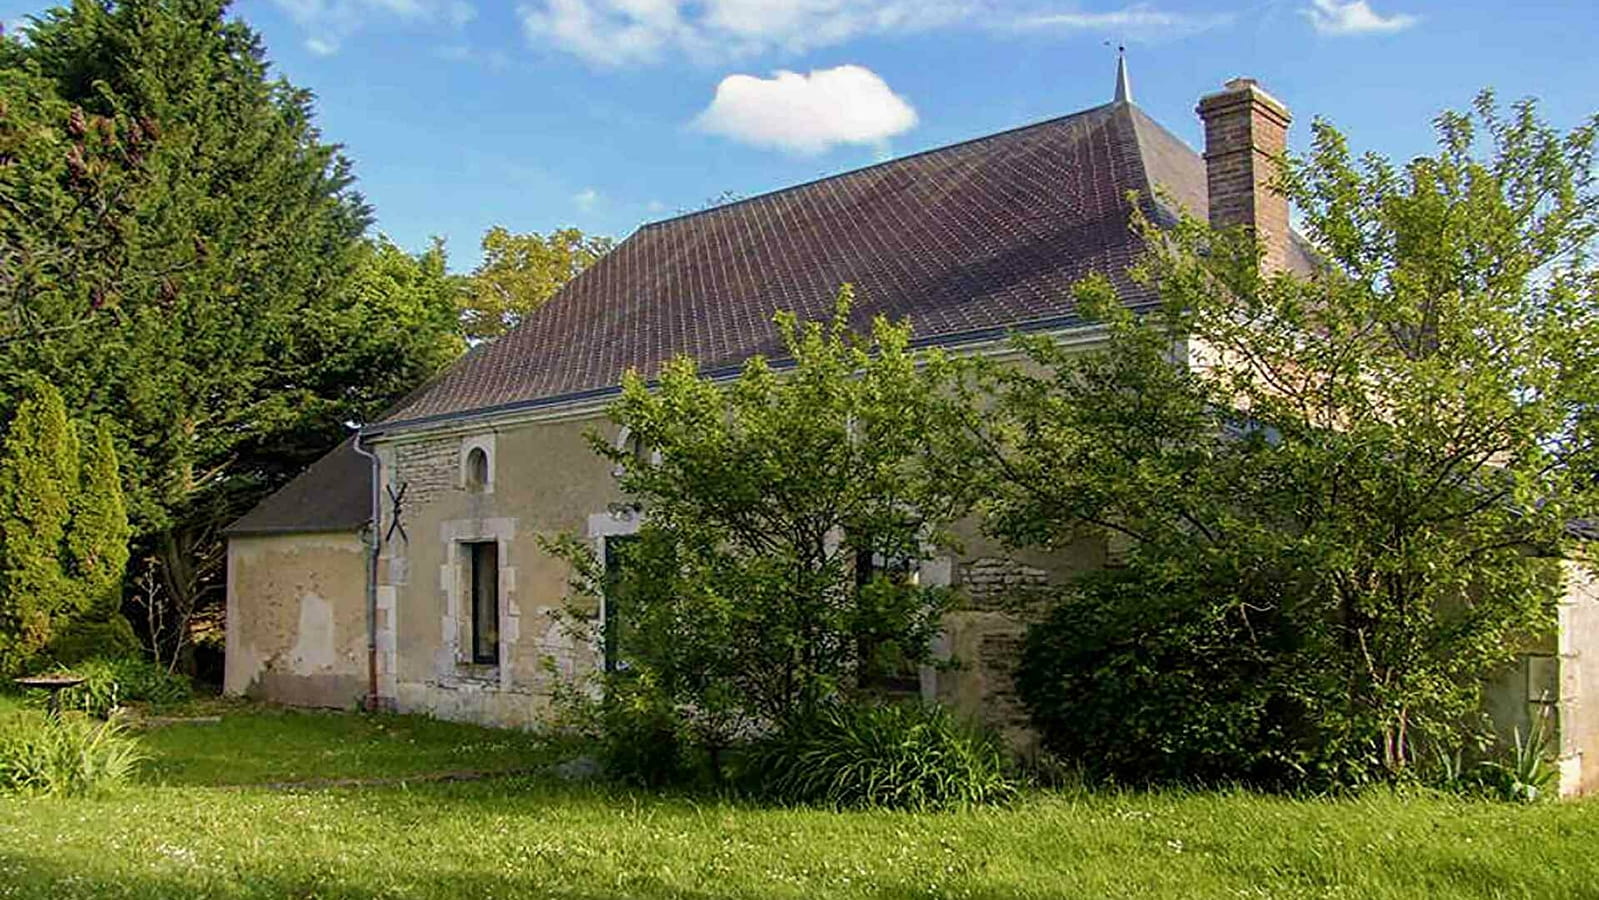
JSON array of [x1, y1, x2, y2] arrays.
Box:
[[375, 100, 1295, 432], [225, 438, 371, 536]]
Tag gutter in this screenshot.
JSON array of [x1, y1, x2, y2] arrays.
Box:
[[350, 431, 383, 712]]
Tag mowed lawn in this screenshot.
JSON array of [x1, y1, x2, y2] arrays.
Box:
[[2, 702, 1599, 899]]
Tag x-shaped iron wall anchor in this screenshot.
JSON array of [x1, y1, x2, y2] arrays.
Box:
[[385, 481, 409, 544]]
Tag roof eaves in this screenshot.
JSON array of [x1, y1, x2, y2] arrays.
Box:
[[364, 305, 1151, 438]]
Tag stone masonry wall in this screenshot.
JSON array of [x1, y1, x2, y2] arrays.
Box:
[[391, 437, 457, 509], [961, 557, 1049, 611], [951, 557, 1051, 741]]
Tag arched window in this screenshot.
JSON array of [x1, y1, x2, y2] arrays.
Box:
[[465, 446, 489, 492]]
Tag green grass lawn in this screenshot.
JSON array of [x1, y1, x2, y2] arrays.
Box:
[[133, 699, 556, 787], [3, 700, 1599, 898]]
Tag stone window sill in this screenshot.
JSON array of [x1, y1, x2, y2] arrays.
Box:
[[453, 663, 500, 685]]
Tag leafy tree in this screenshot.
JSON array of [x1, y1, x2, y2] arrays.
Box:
[[230, 236, 466, 499], [461, 225, 611, 342], [949, 93, 1599, 785], [550, 288, 964, 768]]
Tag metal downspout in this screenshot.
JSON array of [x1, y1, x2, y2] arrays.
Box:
[[351, 431, 382, 711]]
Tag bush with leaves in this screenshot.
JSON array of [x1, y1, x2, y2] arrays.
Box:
[[1429, 715, 1558, 802], [1016, 567, 1347, 788], [0, 709, 144, 796], [945, 92, 1598, 787], [32, 657, 193, 718], [547, 289, 966, 777], [541, 663, 688, 787], [747, 702, 1016, 810], [41, 617, 142, 667], [0, 376, 78, 673]]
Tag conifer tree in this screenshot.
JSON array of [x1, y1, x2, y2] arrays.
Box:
[[68, 422, 130, 618], [0, 376, 79, 673]]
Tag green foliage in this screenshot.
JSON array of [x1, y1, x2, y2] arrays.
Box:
[[949, 92, 1599, 786], [540, 661, 687, 787], [748, 702, 1016, 811], [0, 2, 465, 667], [0, 380, 132, 673], [30, 657, 192, 718], [67, 422, 130, 619], [1017, 567, 1331, 788], [1475, 720, 1558, 803], [461, 226, 612, 341], [43, 614, 141, 666], [548, 288, 966, 767], [0, 709, 143, 796], [0, 376, 79, 673], [5, 0, 371, 531]]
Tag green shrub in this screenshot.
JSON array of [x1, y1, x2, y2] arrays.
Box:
[[43, 616, 141, 667], [1429, 717, 1560, 803], [748, 702, 1016, 811], [0, 709, 144, 796], [596, 696, 686, 788], [1012, 566, 1399, 790], [543, 667, 687, 787], [1477, 722, 1558, 803], [34, 657, 192, 718]]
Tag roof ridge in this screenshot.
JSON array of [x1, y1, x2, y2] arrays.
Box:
[[640, 102, 1120, 232]]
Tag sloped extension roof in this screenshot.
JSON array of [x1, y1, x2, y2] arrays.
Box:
[[225, 438, 371, 536], [374, 100, 1306, 433]]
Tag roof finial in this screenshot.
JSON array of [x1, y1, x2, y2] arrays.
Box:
[[1113, 44, 1132, 105]]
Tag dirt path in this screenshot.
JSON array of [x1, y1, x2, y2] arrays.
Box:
[[219, 767, 544, 791]]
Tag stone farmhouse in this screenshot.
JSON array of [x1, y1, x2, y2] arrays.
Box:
[[223, 65, 1599, 795]]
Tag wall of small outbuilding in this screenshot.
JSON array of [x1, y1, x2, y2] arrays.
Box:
[[223, 531, 369, 709]]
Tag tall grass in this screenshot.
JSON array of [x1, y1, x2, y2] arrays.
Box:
[[0, 709, 144, 796], [750, 702, 1016, 811]]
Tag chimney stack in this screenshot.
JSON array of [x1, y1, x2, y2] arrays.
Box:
[[1196, 78, 1292, 272]]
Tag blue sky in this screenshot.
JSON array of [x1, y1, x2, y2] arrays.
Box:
[[8, 1, 1597, 269]]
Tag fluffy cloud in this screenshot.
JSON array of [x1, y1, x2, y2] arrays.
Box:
[[574, 188, 602, 211], [694, 64, 918, 156], [519, 1, 1213, 66], [272, 0, 475, 55], [1304, 0, 1417, 35]]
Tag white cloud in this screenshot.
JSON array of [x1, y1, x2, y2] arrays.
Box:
[[518, 0, 990, 66], [574, 188, 602, 211], [272, 0, 476, 55], [1304, 0, 1417, 35], [1015, 4, 1233, 37], [694, 64, 917, 156], [518, 1, 1231, 66]]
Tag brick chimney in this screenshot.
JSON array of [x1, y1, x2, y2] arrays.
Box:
[[1196, 78, 1292, 272]]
